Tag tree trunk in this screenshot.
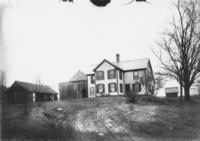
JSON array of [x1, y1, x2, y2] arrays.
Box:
[[179, 83, 183, 103], [184, 85, 191, 101]]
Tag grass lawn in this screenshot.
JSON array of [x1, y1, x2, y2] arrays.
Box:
[[1, 95, 200, 141]]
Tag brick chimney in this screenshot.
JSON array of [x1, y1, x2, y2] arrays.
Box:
[[116, 54, 120, 63]]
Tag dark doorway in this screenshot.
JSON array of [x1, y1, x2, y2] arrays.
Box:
[[82, 89, 87, 98], [125, 84, 131, 96], [166, 92, 178, 98]]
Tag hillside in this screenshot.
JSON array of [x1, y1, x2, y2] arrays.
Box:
[[1, 96, 200, 141]]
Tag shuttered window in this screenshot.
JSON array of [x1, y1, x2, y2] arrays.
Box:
[[91, 75, 95, 84], [133, 71, 139, 80], [108, 83, 117, 92], [96, 71, 104, 80], [96, 84, 105, 93], [107, 70, 116, 79], [120, 84, 123, 93], [119, 71, 123, 80]]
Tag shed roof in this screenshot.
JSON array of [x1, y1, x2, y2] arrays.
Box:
[[8, 81, 57, 94], [69, 70, 87, 82]]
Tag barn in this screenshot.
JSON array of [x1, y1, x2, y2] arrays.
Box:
[[6, 81, 58, 104], [59, 71, 88, 99]]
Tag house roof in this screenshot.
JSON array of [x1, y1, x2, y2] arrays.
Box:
[[90, 58, 150, 73], [82, 58, 151, 75], [69, 70, 87, 82], [8, 81, 57, 94], [73, 57, 151, 75], [113, 58, 150, 71], [67, 58, 154, 83]]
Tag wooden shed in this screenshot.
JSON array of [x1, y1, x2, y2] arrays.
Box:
[[59, 71, 88, 99], [6, 81, 58, 104]]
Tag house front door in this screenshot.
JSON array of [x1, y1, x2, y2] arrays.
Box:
[[125, 84, 131, 96]]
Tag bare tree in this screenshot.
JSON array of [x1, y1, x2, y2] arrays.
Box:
[[35, 75, 45, 105], [0, 70, 6, 87], [35, 75, 43, 92], [23, 76, 44, 114], [154, 73, 165, 95], [152, 0, 200, 101]]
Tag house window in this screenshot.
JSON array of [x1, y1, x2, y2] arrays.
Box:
[[108, 83, 117, 92], [96, 84, 105, 93], [139, 71, 145, 84], [119, 71, 123, 80], [133, 71, 139, 80], [107, 70, 116, 79], [91, 75, 95, 84], [120, 84, 123, 93], [90, 87, 95, 97], [96, 71, 104, 80], [132, 83, 141, 92], [139, 71, 144, 78]]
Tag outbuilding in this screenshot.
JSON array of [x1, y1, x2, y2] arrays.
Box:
[[59, 71, 88, 99], [6, 81, 58, 104], [165, 87, 179, 98]]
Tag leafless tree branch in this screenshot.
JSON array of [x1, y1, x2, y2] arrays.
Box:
[[152, 0, 200, 100]]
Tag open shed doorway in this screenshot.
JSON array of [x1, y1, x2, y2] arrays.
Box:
[[82, 89, 87, 98]]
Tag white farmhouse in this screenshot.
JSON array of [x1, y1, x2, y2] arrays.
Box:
[[59, 54, 155, 99]]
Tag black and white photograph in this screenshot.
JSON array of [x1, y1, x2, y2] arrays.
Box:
[[0, 0, 200, 140]]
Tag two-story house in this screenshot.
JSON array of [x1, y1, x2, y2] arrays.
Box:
[[86, 54, 155, 98]]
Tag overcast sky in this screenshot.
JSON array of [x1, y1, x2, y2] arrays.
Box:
[[0, 0, 176, 91]]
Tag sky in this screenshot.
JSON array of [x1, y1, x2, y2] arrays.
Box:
[[0, 0, 176, 91]]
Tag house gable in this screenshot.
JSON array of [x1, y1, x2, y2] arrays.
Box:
[[93, 59, 123, 72], [95, 61, 115, 72]]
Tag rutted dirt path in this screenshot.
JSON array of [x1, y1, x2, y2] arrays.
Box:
[[74, 103, 160, 134]]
